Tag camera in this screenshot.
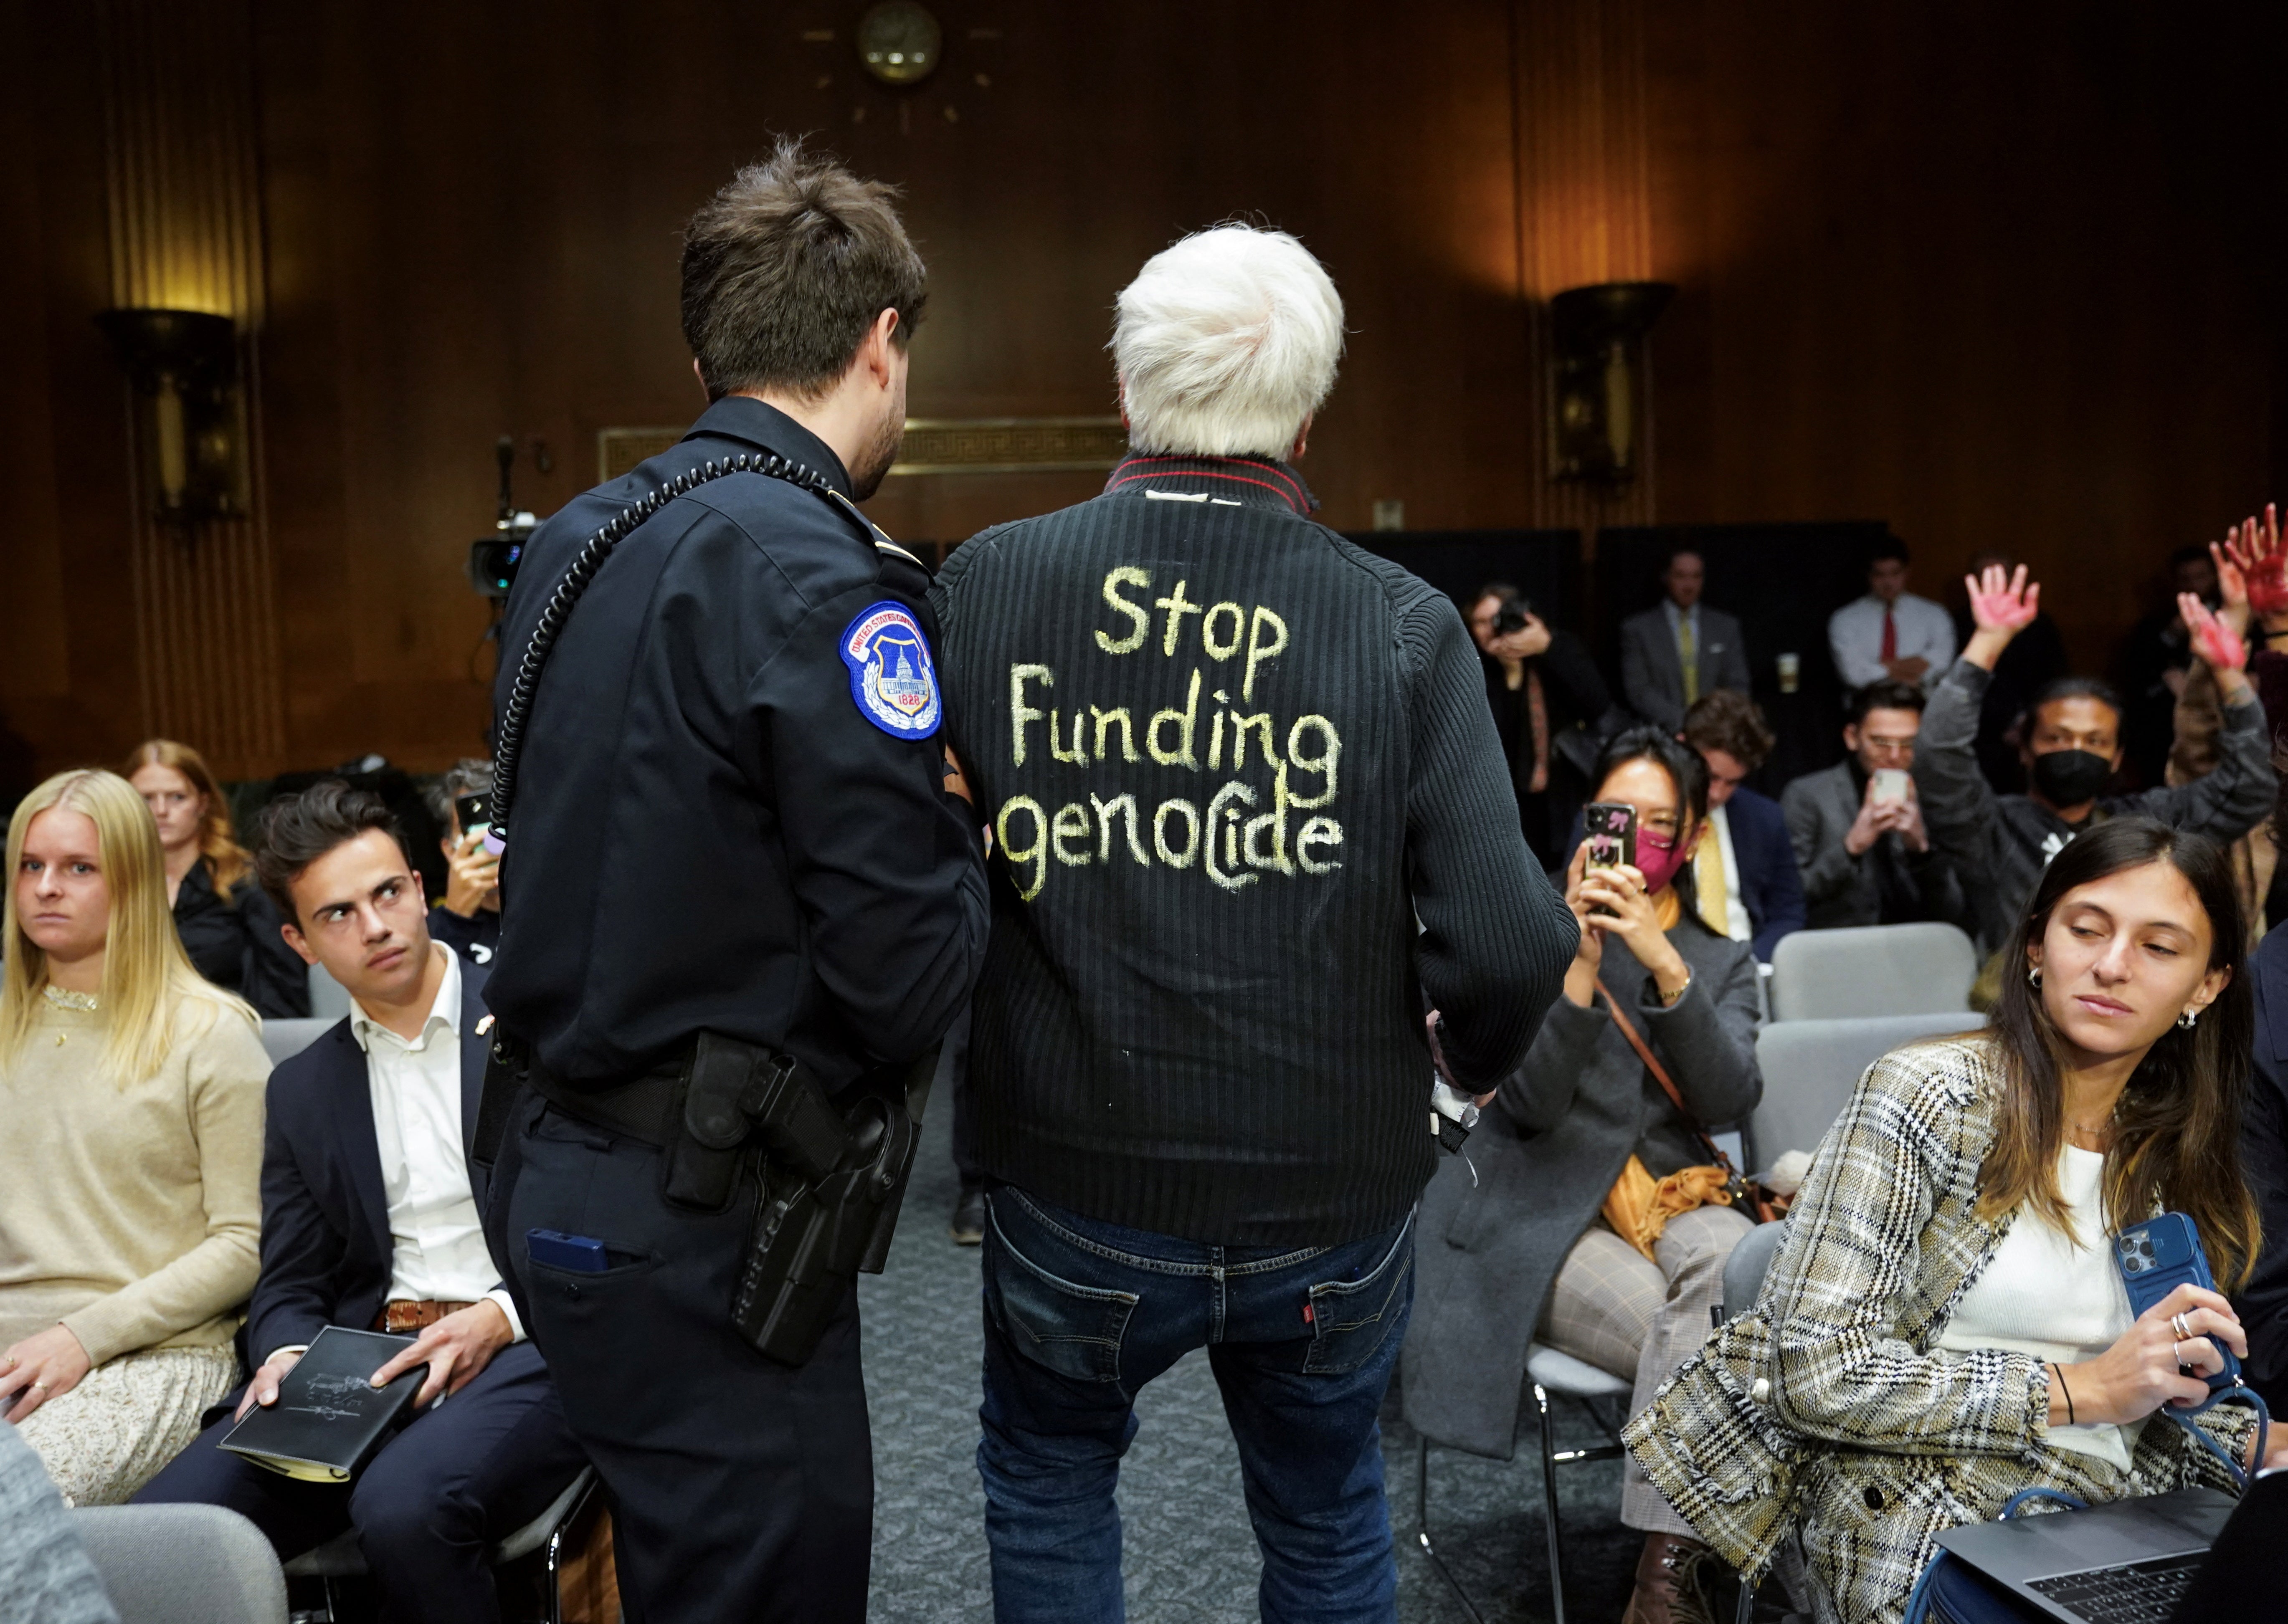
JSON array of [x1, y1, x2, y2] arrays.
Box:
[[469, 435, 537, 600], [469, 513, 535, 599], [1494, 594, 1533, 637]]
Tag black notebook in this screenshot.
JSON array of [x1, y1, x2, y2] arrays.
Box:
[[218, 1326, 427, 1482]]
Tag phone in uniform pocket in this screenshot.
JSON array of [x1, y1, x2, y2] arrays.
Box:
[[2113, 1212, 2240, 1392], [527, 1229, 610, 1273]]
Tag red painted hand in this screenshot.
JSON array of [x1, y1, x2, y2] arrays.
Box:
[[1963, 563, 2040, 634], [2183, 594, 2247, 674]]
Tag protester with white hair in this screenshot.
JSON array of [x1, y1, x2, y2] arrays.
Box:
[[931, 225, 1575, 1621]]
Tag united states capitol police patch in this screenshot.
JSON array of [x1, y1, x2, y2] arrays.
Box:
[[839, 602, 942, 738]]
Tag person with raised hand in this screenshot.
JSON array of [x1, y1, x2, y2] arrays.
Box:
[[1916, 560, 2274, 957]]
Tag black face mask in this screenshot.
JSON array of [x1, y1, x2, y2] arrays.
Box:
[[2030, 748, 2112, 807]]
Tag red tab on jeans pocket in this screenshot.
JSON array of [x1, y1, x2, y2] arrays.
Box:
[[1302, 1302, 1315, 1325]]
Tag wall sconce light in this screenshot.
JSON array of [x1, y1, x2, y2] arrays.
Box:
[[1548, 281, 1674, 485], [95, 308, 249, 526]]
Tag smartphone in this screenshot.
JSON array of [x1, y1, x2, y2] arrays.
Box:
[[1871, 768, 1910, 807], [2114, 1213, 2240, 1393], [1582, 802, 1638, 872], [526, 1229, 611, 1273], [454, 791, 492, 840]]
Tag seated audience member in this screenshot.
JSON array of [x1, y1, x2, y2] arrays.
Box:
[[136, 782, 584, 1620], [1827, 536, 1954, 694], [1921, 562, 2273, 953], [1950, 550, 2068, 795], [124, 739, 308, 1017], [1467, 580, 1614, 868], [422, 758, 499, 965], [1628, 818, 2284, 1624], [1679, 691, 1805, 961], [1781, 680, 1973, 932], [1620, 547, 1751, 732], [1408, 728, 1762, 1624], [2115, 544, 2222, 790], [0, 770, 265, 1505]]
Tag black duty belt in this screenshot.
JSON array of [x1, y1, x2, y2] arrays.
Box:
[[525, 1056, 688, 1151]]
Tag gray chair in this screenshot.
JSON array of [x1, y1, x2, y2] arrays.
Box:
[[1414, 1339, 1635, 1624], [1749, 1012, 1985, 1171], [73, 1504, 286, 1624], [1765, 923, 1977, 1022], [281, 1464, 596, 1624], [307, 963, 354, 1022], [258, 1017, 333, 1066], [1715, 1217, 1790, 1624]]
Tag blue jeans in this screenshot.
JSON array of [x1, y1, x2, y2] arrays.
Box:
[[976, 1186, 1416, 1624]]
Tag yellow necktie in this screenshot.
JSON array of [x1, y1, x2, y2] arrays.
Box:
[[1695, 828, 1729, 936], [1677, 615, 1699, 706]]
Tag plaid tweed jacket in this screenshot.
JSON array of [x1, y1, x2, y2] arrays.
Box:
[[1624, 1035, 2255, 1624]]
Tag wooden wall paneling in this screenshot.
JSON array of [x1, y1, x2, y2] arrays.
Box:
[[1662, 0, 2279, 669], [96, 0, 286, 778], [4, 0, 146, 785]]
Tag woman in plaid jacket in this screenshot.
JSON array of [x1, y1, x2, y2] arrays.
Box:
[[1627, 816, 2288, 1623]]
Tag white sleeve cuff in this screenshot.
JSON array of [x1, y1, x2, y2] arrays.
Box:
[[484, 1288, 527, 1344], [261, 1344, 309, 1368]]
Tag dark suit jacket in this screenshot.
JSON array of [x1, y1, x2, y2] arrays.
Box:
[[247, 955, 502, 1363], [2238, 921, 2288, 1412], [1719, 787, 1807, 963], [1619, 604, 1752, 731]]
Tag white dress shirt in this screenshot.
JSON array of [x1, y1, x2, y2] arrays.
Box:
[[1827, 591, 1954, 691], [348, 945, 524, 1342]]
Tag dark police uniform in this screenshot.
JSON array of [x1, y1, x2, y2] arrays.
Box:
[[484, 395, 988, 1622]]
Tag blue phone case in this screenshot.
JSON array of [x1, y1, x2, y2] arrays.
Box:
[[526, 1229, 611, 1273], [2113, 1213, 2240, 1392]]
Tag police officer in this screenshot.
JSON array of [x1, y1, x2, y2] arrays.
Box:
[[479, 142, 987, 1621]]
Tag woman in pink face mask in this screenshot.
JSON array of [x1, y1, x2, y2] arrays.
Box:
[[1403, 727, 1765, 1624]]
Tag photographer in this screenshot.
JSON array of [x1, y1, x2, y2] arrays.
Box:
[[423, 759, 499, 966], [1781, 680, 1972, 931], [1467, 582, 1612, 869]]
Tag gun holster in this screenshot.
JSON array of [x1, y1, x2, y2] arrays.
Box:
[[665, 1033, 935, 1366]]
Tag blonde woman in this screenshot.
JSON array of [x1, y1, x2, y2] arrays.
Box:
[[0, 770, 267, 1505], [123, 739, 307, 1018]]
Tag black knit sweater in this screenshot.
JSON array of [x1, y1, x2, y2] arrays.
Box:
[[931, 456, 1576, 1246]]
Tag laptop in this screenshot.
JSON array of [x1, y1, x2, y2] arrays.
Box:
[[1931, 1487, 2233, 1623]]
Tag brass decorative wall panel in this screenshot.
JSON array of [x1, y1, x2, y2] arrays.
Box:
[[599, 417, 1127, 483], [97, 0, 284, 776]]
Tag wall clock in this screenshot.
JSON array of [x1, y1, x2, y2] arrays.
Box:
[[856, 2, 941, 86]]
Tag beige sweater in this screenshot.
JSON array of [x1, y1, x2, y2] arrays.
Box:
[[0, 991, 267, 1365]]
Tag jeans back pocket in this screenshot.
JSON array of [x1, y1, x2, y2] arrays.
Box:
[[1302, 1213, 1416, 1375], [985, 1202, 1139, 1384]]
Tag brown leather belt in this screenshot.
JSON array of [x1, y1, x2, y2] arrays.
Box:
[[375, 1299, 477, 1334]]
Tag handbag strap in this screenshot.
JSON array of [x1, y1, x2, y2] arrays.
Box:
[[1596, 976, 1737, 1179]]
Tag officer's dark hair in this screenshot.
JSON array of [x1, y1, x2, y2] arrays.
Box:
[[1870, 535, 1910, 567], [1849, 679, 1927, 726], [681, 137, 928, 402], [255, 779, 413, 927]]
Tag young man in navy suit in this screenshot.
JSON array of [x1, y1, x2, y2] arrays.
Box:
[[1679, 690, 1806, 962], [137, 782, 585, 1624]]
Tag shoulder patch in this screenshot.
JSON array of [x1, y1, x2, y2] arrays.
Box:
[[839, 601, 942, 738]]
